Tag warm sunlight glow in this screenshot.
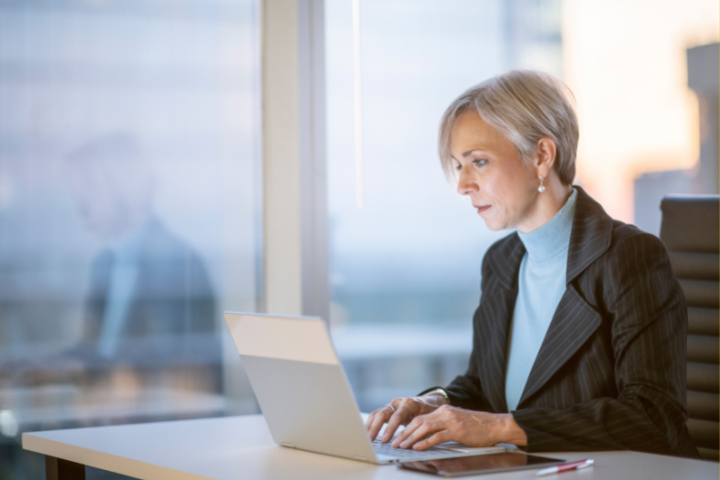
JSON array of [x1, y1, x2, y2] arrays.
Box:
[[563, 0, 719, 222]]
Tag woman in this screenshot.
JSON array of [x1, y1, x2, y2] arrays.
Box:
[[365, 70, 698, 458]]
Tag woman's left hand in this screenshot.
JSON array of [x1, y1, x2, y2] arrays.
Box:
[[390, 405, 527, 450]]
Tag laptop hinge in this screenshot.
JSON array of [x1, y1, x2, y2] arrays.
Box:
[[281, 442, 296, 448]]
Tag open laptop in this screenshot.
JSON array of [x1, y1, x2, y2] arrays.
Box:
[[223, 311, 505, 464]]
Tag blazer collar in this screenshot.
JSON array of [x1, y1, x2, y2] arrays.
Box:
[[486, 233, 525, 290], [564, 186, 615, 284], [486, 185, 614, 288]]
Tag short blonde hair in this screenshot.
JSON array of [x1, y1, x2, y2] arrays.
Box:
[[438, 69, 578, 185]]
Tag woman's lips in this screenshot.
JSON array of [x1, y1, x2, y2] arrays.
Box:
[[475, 205, 491, 214]]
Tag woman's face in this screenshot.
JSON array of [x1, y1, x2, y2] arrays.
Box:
[[450, 111, 540, 232]]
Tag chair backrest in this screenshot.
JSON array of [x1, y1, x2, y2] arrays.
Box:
[[660, 195, 719, 461]]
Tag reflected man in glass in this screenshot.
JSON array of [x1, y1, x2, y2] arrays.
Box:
[[64, 134, 220, 394]]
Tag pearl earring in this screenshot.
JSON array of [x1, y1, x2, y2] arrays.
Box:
[[538, 176, 545, 193]]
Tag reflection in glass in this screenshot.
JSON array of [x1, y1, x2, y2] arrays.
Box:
[[64, 133, 219, 389], [0, 2, 260, 478]]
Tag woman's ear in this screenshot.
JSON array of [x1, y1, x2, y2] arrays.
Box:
[[535, 137, 557, 178]]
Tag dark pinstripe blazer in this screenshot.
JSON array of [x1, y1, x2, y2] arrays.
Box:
[[443, 186, 699, 458]]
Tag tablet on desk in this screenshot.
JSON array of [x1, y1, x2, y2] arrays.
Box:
[[399, 451, 565, 477]]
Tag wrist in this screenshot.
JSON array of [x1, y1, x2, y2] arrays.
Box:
[[421, 388, 450, 407], [414, 389, 450, 413], [423, 393, 449, 407], [499, 413, 527, 446]]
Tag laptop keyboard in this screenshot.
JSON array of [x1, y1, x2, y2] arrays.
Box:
[[372, 439, 448, 459]]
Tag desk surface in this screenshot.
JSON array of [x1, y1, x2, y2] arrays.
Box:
[[23, 415, 718, 480]]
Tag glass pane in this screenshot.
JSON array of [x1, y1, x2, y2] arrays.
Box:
[[0, 1, 260, 478], [325, 0, 562, 410]]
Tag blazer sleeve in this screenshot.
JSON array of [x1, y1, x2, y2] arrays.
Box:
[[443, 252, 494, 412], [511, 233, 691, 455], [443, 318, 493, 410]]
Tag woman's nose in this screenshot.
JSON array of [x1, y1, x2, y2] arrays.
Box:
[[456, 167, 478, 196]]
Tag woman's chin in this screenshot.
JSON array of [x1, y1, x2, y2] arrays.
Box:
[[482, 219, 504, 231]]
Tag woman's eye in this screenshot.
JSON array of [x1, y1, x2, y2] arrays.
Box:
[[472, 158, 487, 167]]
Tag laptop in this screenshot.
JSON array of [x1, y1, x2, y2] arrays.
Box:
[[223, 311, 505, 464]]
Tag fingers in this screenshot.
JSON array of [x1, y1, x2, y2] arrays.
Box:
[[367, 397, 448, 444], [394, 418, 438, 449], [381, 404, 409, 443], [366, 404, 395, 441], [392, 411, 431, 448], [412, 430, 451, 451], [391, 417, 415, 447], [381, 397, 427, 443], [364, 409, 376, 430], [365, 408, 384, 441], [397, 407, 501, 450], [393, 405, 457, 449]]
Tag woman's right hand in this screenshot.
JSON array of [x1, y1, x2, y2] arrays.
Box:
[[365, 393, 449, 443]]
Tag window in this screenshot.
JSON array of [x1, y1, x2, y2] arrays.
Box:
[[0, 1, 260, 477], [325, 0, 562, 410]]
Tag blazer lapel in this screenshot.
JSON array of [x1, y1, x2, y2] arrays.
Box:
[[516, 186, 614, 406], [565, 186, 615, 285], [480, 234, 526, 413], [517, 284, 602, 406]]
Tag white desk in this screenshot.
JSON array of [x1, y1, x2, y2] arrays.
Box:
[[23, 415, 718, 480]]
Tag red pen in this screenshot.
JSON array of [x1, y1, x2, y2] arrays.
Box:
[[536, 459, 594, 476]]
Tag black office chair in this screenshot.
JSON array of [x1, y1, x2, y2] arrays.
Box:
[[660, 195, 719, 461]]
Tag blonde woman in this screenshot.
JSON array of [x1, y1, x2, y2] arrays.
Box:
[[366, 70, 698, 458]]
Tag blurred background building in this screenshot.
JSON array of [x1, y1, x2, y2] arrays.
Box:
[[0, 0, 717, 478], [634, 42, 719, 234]]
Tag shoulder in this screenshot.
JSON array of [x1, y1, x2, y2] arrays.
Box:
[[573, 184, 666, 257], [567, 186, 671, 283], [604, 220, 670, 270], [593, 221, 679, 316], [574, 213, 674, 291], [593, 221, 685, 341]]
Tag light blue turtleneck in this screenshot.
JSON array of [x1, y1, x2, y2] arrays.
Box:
[[504, 188, 577, 411]]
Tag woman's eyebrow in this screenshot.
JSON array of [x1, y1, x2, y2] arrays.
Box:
[[462, 148, 487, 157]]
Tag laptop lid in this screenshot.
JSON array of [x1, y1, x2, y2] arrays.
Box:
[[223, 312, 378, 462]]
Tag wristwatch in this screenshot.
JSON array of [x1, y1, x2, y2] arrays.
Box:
[[419, 387, 451, 404]]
